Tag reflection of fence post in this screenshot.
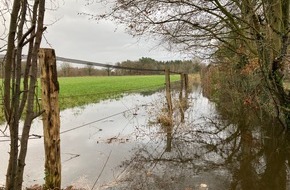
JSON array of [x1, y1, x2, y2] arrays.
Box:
[[179, 73, 184, 99], [179, 73, 185, 122], [184, 74, 189, 93], [39, 48, 61, 189]]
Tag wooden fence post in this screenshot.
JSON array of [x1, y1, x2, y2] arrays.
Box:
[[165, 67, 173, 152], [165, 67, 173, 117], [39, 48, 61, 189]]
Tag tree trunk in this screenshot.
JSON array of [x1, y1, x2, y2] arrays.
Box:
[[4, 0, 46, 189], [39, 48, 61, 190], [4, 1, 21, 189], [14, 1, 46, 189]]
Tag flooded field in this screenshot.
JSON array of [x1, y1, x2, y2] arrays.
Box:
[[1, 84, 290, 189]]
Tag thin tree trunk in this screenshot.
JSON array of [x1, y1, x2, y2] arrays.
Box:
[[4, 1, 21, 189], [15, 0, 45, 189], [4, 0, 46, 189]]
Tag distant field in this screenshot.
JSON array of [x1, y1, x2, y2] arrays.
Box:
[[57, 75, 179, 110]]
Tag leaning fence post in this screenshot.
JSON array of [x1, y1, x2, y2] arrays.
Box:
[[39, 48, 61, 189]]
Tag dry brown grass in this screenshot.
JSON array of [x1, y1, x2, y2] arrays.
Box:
[[189, 73, 201, 84], [24, 184, 87, 190], [157, 113, 173, 126]]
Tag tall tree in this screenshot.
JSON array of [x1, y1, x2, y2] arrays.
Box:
[[94, 0, 290, 127], [2, 0, 46, 189]]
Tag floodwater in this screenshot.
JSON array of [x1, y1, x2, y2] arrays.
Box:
[[0, 84, 290, 190]]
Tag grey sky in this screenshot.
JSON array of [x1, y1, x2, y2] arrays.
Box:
[[42, 0, 188, 64]]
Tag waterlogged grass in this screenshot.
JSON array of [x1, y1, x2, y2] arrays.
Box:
[[0, 75, 179, 122], [58, 75, 179, 110], [1, 74, 204, 123]]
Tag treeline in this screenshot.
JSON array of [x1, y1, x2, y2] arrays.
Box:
[[58, 57, 203, 77], [0, 57, 203, 78], [58, 63, 108, 77]]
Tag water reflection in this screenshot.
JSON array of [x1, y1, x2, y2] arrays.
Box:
[[102, 85, 290, 190], [211, 91, 290, 190], [1, 83, 289, 190], [0, 91, 167, 188]]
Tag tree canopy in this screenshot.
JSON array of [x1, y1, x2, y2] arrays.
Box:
[[93, 0, 290, 127]]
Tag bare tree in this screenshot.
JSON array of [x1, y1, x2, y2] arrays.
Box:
[[2, 0, 46, 189], [86, 64, 94, 76], [60, 62, 72, 77], [92, 0, 290, 127]]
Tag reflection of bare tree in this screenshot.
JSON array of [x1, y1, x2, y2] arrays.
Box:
[[232, 126, 259, 190], [99, 83, 290, 190], [101, 92, 231, 189], [101, 119, 232, 189], [259, 127, 288, 190], [178, 74, 190, 123], [165, 125, 172, 152]]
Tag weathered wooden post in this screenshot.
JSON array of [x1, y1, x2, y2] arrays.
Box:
[[39, 48, 61, 189], [106, 66, 111, 76], [165, 67, 173, 152], [165, 67, 173, 117]]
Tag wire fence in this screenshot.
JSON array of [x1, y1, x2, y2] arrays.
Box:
[[0, 54, 182, 181], [0, 53, 185, 189]]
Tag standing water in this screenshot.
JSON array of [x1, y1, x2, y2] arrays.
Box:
[[0, 84, 289, 189]]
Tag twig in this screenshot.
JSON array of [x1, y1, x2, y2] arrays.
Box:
[[91, 150, 112, 190]]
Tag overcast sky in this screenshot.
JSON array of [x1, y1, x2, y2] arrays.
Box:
[[42, 0, 188, 64]]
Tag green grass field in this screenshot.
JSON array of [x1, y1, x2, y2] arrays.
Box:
[[57, 75, 179, 109], [0, 75, 180, 122]]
